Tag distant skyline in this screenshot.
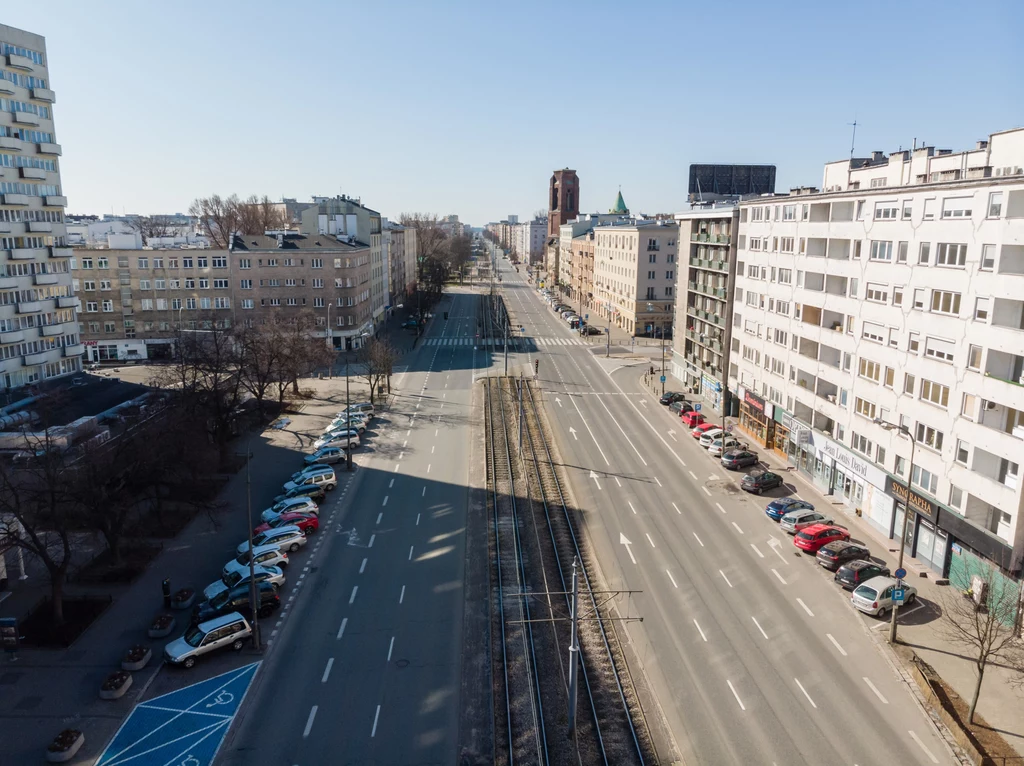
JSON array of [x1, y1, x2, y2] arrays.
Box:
[[5, 0, 1023, 226]]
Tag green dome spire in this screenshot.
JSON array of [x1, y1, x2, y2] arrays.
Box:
[[610, 189, 629, 215]]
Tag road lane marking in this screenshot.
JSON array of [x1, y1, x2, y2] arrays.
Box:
[[688, 470, 698, 481], [701, 486, 712, 496], [387, 636, 395, 662], [655, 476, 662, 487], [827, 633, 848, 656], [732, 521, 744, 534], [399, 452, 405, 460], [382, 496, 389, 507], [431, 445, 435, 454], [371, 704, 381, 737], [427, 464, 432, 473], [693, 619, 707, 642], [337, 617, 348, 639], [750, 544, 764, 558], [751, 616, 768, 639], [566, 392, 611, 465], [863, 677, 888, 704], [908, 731, 939, 763], [369, 534, 375, 548], [394, 463, 400, 473], [303, 706, 318, 737], [360, 557, 367, 573], [406, 430, 411, 437], [399, 585, 406, 603], [796, 598, 814, 617], [408, 545, 414, 560], [715, 502, 726, 514], [771, 568, 787, 585], [727, 680, 746, 711], [795, 678, 817, 709], [645, 533, 656, 548], [693, 532, 704, 547], [435, 429, 438, 436], [422, 486, 426, 497], [416, 513, 421, 525], [402, 440, 408, 448], [720, 570, 733, 588], [592, 394, 648, 465], [376, 512, 383, 524], [666, 570, 678, 588], [614, 477, 622, 487], [672, 502, 681, 515], [321, 658, 334, 683], [349, 586, 358, 604], [628, 501, 637, 515]]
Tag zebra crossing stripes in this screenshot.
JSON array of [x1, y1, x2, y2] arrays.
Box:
[[424, 336, 586, 346]]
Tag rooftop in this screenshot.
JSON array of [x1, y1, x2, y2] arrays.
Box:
[[229, 233, 369, 252]]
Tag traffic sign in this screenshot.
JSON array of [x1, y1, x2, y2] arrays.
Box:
[[694, 404, 701, 411], [894, 568, 907, 579], [660, 375, 666, 383], [892, 588, 906, 605], [585, 314, 589, 319], [726, 425, 734, 433]]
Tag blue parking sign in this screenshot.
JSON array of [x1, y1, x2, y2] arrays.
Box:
[[892, 588, 906, 605], [694, 403, 701, 411]]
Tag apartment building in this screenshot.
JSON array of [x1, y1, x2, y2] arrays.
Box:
[[512, 216, 546, 265], [0, 24, 81, 390], [731, 127, 1024, 580], [383, 219, 417, 304], [592, 219, 679, 336], [673, 203, 739, 413]]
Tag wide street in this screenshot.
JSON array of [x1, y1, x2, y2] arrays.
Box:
[[218, 289, 485, 765], [493, 247, 954, 765]]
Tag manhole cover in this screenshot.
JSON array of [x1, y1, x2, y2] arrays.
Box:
[[15, 695, 42, 710], [395, 659, 409, 668], [0, 672, 24, 685]]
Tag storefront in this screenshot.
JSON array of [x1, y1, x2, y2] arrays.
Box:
[[884, 476, 947, 575], [737, 387, 773, 447], [700, 372, 722, 411], [800, 431, 893, 520], [771, 408, 794, 459]]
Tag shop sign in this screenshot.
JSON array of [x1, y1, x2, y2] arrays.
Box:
[[743, 389, 766, 413], [885, 476, 937, 520], [812, 434, 888, 489]]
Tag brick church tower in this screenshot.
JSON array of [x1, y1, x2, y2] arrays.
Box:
[[547, 169, 579, 237]]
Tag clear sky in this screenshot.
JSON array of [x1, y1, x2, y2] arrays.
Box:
[[7, 0, 1023, 226]]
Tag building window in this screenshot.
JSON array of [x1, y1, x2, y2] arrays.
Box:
[[212, 256, 227, 268], [955, 440, 970, 465], [987, 191, 1003, 218], [313, 297, 325, 307], [312, 258, 323, 268], [903, 373, 916, 394], [941, 197, 973, 219], [918, 242, 930, 264], [961, 393, 977, 419], [213, 279, 229, 289], [312, 278, 324, 288], [137, 257, 149, 269], [873, 201, 898, 220], [892, 286, 904, 306], [104, 322, 116, 334], [935, 243, 967, 267], [920, 379, 950, 407], [869, 241, 893, 261], [930, 290, 961, 315], [980, 244, 996, 271], [101, 300, 113, 312], [85, 301, 97, 312], [902, 200, 912, 219], [974, 297, 990, 321], [862, 322, 884, 344], [240, 279, 252, 289], [884, 366, 895, 387], [858, 357, 881, 381], [912, 465, 939, 494], [239, 258, 251, 269], [665, 286, 673, 296], [851, 432, 873, 457], [915, 422, 944, 451], [896, 241, 908, 263], [865, 283, 888, 303], [649, 253, 656, 263], [967, 345, 982, 370], [241, 299, 254, 309], [854, 397, 877, 419]]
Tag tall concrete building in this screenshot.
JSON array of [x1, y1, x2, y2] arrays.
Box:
[[731, 127, 1024, 581], [0, 24, 80, 391], [512, 216, 546, 265]]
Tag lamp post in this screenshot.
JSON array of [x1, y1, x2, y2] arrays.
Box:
[[326, 303, 333, 379], [873, 417, 918, 644], [345, 331, 370, 471], [647, 302, 666, 396], [245, 437, 261, 651]]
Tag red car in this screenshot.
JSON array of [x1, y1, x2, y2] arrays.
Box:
[[691, 422, 718, 439], [255, 511, 319, 537], [793, 523, 849, 553], [681, 411, 705, 428]]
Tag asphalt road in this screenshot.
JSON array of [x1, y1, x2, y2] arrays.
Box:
[[218, 289, 485, 766], [493, 251, 954, 766]]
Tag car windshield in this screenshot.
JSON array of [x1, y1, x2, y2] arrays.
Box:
[[795, 531, 813, 541], [183, 624, 205, 647], [223, 571, 243, 587], [253, 532, 268, 545], [209, 591, 229, 609], [235, 551, 250, 565], [854, 585, 879, 600]]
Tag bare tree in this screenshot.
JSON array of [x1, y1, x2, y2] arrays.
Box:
[[357, 337, 396, 404], [273, 314, 335, 401], [125, 215, 174, 244], [237, 195, 286, 235], [938, 565, 1023, 723], [236, 322, 283, 418], [189, 194, 241, 248]]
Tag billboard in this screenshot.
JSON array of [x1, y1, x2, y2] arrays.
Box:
[[688, 164, 776, 200]]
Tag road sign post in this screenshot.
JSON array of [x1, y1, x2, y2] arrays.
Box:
[[892, 588, 906, 606], [694, 403, 702, 412]]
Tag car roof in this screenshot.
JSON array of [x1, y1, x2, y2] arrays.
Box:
[[770, 497, 802, 507], [261, 525, 302, 538], [860, 576, 897, 589], [240, 543, 283, 556], [197, 611, 249, 631], [842, 559, 878, 570], [820, 540, 857, 552], [799, 523, 838, 535]]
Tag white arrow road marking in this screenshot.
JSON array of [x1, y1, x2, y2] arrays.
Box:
[[639, 399, 648, 407], [555, 397, 562, 407], [590, 470, 603, 490], [569, 427, 578, 440], [667, 429, 677, 441], [620, 533, 636, 564]]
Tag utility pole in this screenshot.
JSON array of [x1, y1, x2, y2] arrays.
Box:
[[345, 351, 353, 471], [567, 557, 580, 740], [660, 328, 666, 397], [245, 438, 261, 650]]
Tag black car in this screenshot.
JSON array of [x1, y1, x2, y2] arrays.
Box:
[[582, 325, 603, 335], [660, 392, 686, 405], [721, 449, 759, 470], [834, 559, 892, 590], [192, 581, 281, 624], [274, 483, 326, 504], [740, 471, 784, 494], [816, 541, 871, 571], [668, 400, 694, 415]]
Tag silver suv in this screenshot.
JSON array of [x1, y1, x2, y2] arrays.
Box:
[[163, 612, 252, 668], [780, 509, 834, 535]]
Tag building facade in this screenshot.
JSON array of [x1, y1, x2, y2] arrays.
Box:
[[592, 219, 679, 336], [512, 216, 546, 265], [673, 203, 739, 413], [731, 127, 1024, 580], [0, 24, 81, 390], [545, 169, 579, 284]]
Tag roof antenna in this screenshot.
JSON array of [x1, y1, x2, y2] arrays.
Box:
[[848, 119, 858, 159]]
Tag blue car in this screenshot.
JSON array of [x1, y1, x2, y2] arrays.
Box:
[[765, 497, 814, 522]]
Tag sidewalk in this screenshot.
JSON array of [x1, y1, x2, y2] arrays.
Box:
[[537, 287, 669, 355], [636, 367, 1024, 759]]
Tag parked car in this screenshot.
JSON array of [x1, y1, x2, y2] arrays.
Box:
[[401, 318, 420, 329], [668, 400, 694, 415], [313, 429, 361, 452], [740, 471, 784, 494], [164, 612, 252, 668], [691, 422, 719, 439], [721, 449, 758, 470], [707, 437, 743, 457], [192, 581, 281, 624], [290, 464, 336, 484], [343, 402, 375, 417], [660, 392, 686, 405], [780, 509, 834, 535], [699, 428, 725, 448], [260, 497, 318, 524], [835, 560, 892, 590], [282, 469, 336, 496], [582, 325, 603, 335], [851, 576, 917, 616], [254, 511, 319, 537], [203, 564, 284, 601], [304, 446, 345, 466], [764, 497, 815, 522], [224, 544, 289, 579], [239, 526, 308, 556], [817, 541, 871, 571], [793, 523, 850, 553], [681, 411, 706, 428], [274, 483, 326, 504], [324, 417, 366, 435]]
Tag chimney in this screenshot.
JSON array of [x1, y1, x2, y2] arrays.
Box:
[[976, 140, 989, 150], [871, 151, 885, 162]]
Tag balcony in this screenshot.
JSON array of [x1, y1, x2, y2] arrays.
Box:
[[11, 247, 45, 260], [2, 193, 28, 206], [815, 377, 839, 405], [0, 136, 21, 151], [31, 87, 55, 103], [0, 330, 25, 344], [44, 195, 68, 207], [19, 167, 47, 180], [6, 53, 33, 70], [17, 301, 42, 313], [57, 295, 80, 309], [51, 247, 73, 258], [27, 221, 52, 233], [41, 322, 67, 337], [24, 351, 53, 366], [33, 273, 59, 286], [0, 276, 18, 289], [37, 142, 61, 156], [0, 222, 9, 233], [12, 111, 39, 126], [0, 81, 12, 95], [984, 349, 1024, 386], [64, 344, 85, 357]]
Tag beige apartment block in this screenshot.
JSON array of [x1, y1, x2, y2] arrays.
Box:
[[0, 24, 81, 389]]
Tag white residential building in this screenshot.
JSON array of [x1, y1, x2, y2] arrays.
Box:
[[512, 216, 546, 264], [0, 24, 81, 390], [731, 127, 1024, 582]]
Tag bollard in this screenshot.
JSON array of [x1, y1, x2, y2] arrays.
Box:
[[162, 578, 172, 609]]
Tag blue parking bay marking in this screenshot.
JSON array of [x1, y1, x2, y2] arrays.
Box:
[[96, 662, 259, 766]]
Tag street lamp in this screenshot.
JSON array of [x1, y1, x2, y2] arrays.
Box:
[[345, 332, 370, 471], [245, 437, 261, 651], [873, 417, 918, 644], [648, 302, 666, 396], [326, 303, 333, 379]]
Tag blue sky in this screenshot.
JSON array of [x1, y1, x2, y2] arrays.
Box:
[[7, 0, 1023, 226]]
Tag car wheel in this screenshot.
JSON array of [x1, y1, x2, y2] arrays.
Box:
[[258, 605, 274, 618], [325, 483, 336, 491], [231, 639, 245, 651], [304, 527, 315, 536], [183, 656, 196, 669], [906, 593, 916, 606], [756, 488, 763, 495], [878, 606, 889, 617], [289, 542, 300, 552]]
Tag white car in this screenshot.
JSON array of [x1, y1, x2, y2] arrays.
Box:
[[238, 525, 307, 556], [699, 428, 725, 448], [851, 576, 917, 616], [707, 437, 743, 457], [324, 417, 366, 435], [204, 564, 284, 601], [222, 545, 289, 580], [313, 429, 361, 452], [260, 497, 318, 524]]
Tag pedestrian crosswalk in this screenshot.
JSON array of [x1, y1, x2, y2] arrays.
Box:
[[424, 336, 587, 347]]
